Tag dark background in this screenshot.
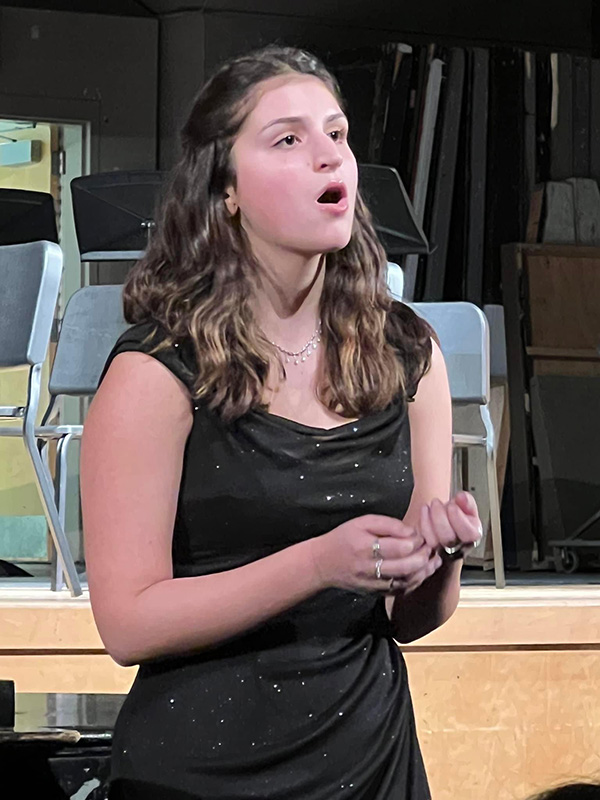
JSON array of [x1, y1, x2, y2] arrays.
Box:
[[0, 0, 594, 170]]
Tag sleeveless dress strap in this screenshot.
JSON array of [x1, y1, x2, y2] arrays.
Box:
[[99, 321, 196, 393]]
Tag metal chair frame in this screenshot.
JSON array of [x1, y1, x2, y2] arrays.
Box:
[[35, 285, 128, 591], [0, 241, 82, 596], [411, 301, 506, 588]]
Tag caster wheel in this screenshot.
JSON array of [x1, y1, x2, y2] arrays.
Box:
[[559, 548, 579, 574]]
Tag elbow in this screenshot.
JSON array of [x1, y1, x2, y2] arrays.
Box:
[[99, 620, 176, 667], [393, 601, 459, 644], [102, 635, 142, 668], [390, 567, 462, 643], [109, 648, 140, 668], [91, 591, 155, 667], [95, 617, 146, 667]]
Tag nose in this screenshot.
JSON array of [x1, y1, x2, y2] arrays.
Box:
[[313, 133, 343, 172]]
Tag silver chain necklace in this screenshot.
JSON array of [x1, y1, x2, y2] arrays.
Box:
[[267, 322, 322, 366]]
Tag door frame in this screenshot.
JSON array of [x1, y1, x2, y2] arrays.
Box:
[[0, 93, 100, 174]]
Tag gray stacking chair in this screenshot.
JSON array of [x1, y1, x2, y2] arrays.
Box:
[[35, 285, 129, 591], [0, 241, 82, 596], [386, 262, 404, 301], [483, 304, 507, 383], [411, 302, 506, 589]]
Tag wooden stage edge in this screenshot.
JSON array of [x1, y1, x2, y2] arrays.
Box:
[[0, 583, 599, 694]]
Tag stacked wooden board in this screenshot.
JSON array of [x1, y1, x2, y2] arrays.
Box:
[[502, 244, 600, 568]]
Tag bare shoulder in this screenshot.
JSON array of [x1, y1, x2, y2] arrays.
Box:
[[88, 350, 193, 428], [408, 338, 450, 415]]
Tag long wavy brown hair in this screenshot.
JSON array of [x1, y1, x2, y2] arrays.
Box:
[[123, 45, 433, 422]]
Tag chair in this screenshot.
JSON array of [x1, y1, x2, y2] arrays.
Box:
[[0, 241, 81, 596], [35, 285, 130, 591], [483, 304, 508, 383], [411, 302, 506, 588], [1, 284, 129, 592], [386, 262, 404, 301]]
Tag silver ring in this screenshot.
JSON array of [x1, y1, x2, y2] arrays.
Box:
[[375, 558, 383, 580], [372, 539, 381, 559]]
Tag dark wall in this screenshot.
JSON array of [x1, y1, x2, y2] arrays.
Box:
[[159, 10, 414, 168], [4, 0, 593, 50], [4, 0, 150, 15], [158, 4, 593, 169], [1, 2, 592, 173], [197, 0, 593, 53], [159, 12, 205, 170], [159, 11, 354, 168], [0, 7, 158, 172]]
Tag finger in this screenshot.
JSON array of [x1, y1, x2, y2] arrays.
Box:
[[454, 491, 478, 518], [405, 552, 443, 589], [429, 499, 456, 548], [375, 533, 426, 561], [419, 504, 439, 552], [379, 542, 434, 579], [361, 514, 416, 539], [388, 553, 443, 595], [446, 502, 483, 545]]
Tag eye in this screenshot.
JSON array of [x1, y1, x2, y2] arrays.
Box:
[[329, 129, 347, 142], [275, 134, 299, 148]]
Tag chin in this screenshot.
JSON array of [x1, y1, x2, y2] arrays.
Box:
[[312, 231, 354, 254], [324, 237, 353, 254]]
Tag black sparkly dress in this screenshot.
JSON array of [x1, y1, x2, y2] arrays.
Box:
[[102, 320, 431, 800]]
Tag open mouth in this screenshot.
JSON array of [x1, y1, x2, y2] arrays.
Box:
[[317, 184, 347, 204]]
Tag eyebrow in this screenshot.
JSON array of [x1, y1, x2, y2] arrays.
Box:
[[260, 112, 348, 133]]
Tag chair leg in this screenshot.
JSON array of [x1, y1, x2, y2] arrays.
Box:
[[24, 366, 81, 597], [49, 437, 61, 591], [37, 425, 64, 590], [451, 446, 461, 495], [481, 404, 506, 589], [42, 440, 61, 590], [50, 435, 72, 592]]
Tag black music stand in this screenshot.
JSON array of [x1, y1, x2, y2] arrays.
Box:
[[358, 164, 429, 257], [70, 171, 167, 261], [0, 189, 58, 246]]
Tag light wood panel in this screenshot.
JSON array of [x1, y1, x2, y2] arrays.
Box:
[[406, 649, 600, 800], [0, 654, 135, 694], [3, 585, 600, 652], [407, 585, 600, 649]]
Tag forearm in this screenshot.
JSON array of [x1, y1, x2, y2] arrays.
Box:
[[388, 554, 462, 643], [95, 538, 324, 666]]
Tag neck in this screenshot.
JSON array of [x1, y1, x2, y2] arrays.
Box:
[[251, 242, 325, 346]]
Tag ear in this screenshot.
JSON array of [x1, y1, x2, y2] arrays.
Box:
[[223, 186, 239, 217]]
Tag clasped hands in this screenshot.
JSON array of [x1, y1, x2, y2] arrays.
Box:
[[310, 491, 484, 595], [379, 491, 483, 595]]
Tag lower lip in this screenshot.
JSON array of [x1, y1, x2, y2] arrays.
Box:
[[316, 198, 349, 215]]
